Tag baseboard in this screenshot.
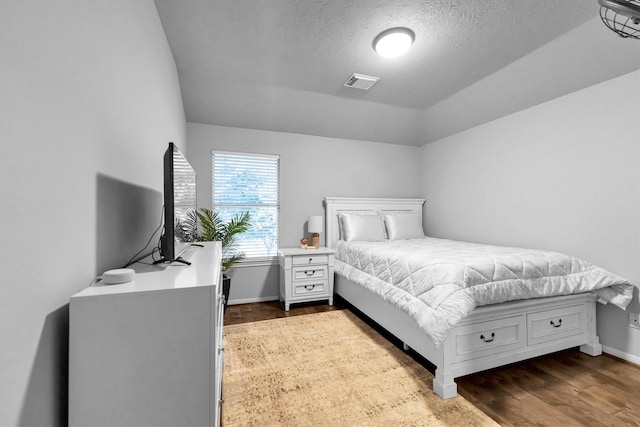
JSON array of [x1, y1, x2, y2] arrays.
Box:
[[228, 296, 280, 305], [602, 345, 640, 366]]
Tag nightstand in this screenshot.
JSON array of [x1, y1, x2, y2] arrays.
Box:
[[278, 247, 335, 311]]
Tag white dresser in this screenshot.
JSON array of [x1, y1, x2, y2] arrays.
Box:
[[69, 242, 224, 427]]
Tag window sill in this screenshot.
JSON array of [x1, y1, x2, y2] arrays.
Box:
[[232, 257, 278, 268]]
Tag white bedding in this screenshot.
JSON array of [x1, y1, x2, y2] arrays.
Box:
[[335, 237, 634, 346]]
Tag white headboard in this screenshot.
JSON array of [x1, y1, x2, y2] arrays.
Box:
[[323, 197, 426, 249]]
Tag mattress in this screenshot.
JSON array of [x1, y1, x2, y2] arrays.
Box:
[[335, 237, 634, 346]]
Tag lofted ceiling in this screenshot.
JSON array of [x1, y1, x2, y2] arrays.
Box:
[[153, 0, 640, 146]]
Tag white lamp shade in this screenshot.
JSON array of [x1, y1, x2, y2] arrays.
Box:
[[308, 216, 323, 234]]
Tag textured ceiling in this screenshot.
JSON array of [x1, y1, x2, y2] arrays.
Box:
[[153, 0, 639, 145]]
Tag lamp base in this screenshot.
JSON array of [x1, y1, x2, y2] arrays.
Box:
[[311, 233, 320, 249]]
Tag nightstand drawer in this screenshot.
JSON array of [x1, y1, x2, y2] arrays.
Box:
[[292, 255, 329, 266], [293, 266, 328, 281], [293, 281, 328, 298]]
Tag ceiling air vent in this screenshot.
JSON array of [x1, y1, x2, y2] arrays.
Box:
[[343, 73, 380, 90]]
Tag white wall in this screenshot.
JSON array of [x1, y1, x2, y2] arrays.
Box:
[[187, 123, 422, 302], [421, 71, 640, 359], [0, 1, 185, 425]]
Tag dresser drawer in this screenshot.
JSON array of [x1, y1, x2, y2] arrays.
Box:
[[293, 281, 328, 298], [453, 315, 525, 362], [292, 255, 329, 266], [293, 266, 327, 282], [527, 304, 585, 346]]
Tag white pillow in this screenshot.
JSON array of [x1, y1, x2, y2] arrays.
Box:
[[339, 213, 386, 242], [384, 212, 425, 240]]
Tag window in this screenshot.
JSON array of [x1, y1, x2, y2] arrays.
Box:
[[212, 151, 279, 261]]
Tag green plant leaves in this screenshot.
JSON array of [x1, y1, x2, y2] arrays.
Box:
[[195, 208, 252, 271]]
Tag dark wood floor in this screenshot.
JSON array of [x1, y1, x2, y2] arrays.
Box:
[[224, 300, 640, 427]]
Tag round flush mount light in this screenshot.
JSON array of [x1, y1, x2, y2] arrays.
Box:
[[373, 27, 415, 58]]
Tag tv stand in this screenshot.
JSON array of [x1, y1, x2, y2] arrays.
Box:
[[69, 242, 224, 427], [152, 256, 191, 266]]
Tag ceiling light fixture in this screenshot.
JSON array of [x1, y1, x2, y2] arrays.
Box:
[[373, 27, 415, 58], [598, 0, 640, 39]]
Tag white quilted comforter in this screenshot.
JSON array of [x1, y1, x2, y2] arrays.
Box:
[[335, 237, 634, 346]]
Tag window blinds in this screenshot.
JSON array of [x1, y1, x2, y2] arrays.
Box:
[[212, 151, 279, 259]]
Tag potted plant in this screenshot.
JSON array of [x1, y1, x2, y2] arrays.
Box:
[[187, 208, 251, 311]]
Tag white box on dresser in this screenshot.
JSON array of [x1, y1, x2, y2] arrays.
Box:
[[69, 242, 224, 427]]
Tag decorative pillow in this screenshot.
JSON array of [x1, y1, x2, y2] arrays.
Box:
[[384, 212, 425, 240], [339, 213, 386, 242]]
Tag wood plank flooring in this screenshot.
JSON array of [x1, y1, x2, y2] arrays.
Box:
[[224, 299, 640, 427]]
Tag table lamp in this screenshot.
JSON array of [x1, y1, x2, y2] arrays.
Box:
[[308, 216, 323, 249]]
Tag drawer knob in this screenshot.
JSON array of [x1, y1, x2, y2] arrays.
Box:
[[480, 332, 495, 343], [308, 258, 313, 263], [304, 284, 316, 290], [304, 270, 316, 276], [550, 319, 563, 328]]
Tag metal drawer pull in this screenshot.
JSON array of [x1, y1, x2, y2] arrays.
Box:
[[304, 284, 316, 291], [304, 270, 316, 276], [480, 332, 495, 343], [550, 319, 562, 328]]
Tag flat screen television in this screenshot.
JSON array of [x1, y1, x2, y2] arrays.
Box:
[[158, 142, 197, 264]]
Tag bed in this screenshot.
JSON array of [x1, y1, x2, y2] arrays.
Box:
[[324, 196, 634, 399]]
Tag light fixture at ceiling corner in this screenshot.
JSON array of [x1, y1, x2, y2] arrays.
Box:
[[373, 27, 415, 58], [598, 0, 640, 39]]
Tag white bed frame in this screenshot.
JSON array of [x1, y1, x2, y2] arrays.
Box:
[[324, 196, 602, 399]]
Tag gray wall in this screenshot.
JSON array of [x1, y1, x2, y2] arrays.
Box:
[[421, 70, 640, 360], [0, 1, 185, 425], [187, 123, 422, 303]]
